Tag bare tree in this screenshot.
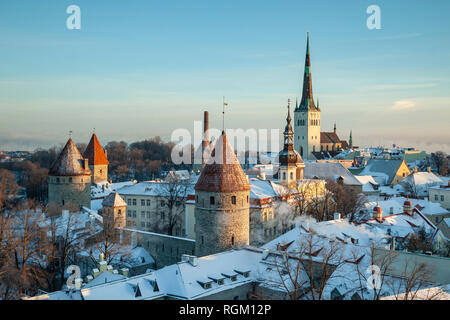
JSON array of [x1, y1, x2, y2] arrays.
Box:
[[87, 215, 131, 265], [326, 180, 365, 222], [255, 232, 345, 300], [156, 174, 191, 236], [351, 243, 398, 300], [0, 169, 20, 211], [0, 200, 52, 299]]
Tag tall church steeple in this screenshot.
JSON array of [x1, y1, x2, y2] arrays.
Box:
[[297, 33, 318, 112], [294, 33, 321, 160]]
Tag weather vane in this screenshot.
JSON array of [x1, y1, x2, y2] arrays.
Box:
[[222, 96, 228, 132]]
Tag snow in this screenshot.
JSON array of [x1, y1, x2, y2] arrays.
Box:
[[354, 175, 379, 193]]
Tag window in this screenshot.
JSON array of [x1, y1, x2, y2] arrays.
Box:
[[127, 199, 131, 205], [435, 195, 439, 201], [56, 178, 60, 183], [201, 236, 204, 244], [210, 196, 215, 205], [160, 200, 165, 207], [146, 200, 151, 206], [141, 222, 145, 227], [247, 196, 249, 203], [231, 236, 235, 245], [100, 169, 102, 174], [141, 211, 145, 218], [132, 199, 137, 206], [69, 177, 72, 183], [231, 196, 236, 205], [132, 210, 136, 218], [118, 209, 122, 216], [283, 172, 286, 180], [141, 199, 145, 206], [441, 195, 445, 202], [290, 172, 293, 179], [127, 210, 131, 217], [160, 212, 165, 221], [146, 211, 151, 219]]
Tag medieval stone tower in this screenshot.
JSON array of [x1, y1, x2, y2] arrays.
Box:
[[48, 138, 92, 210], [279, 100, 305, 189], [83, 133, 109, 184], [294, 33, 321, 160], [194, 131, 251, 257], [101, 192, 127, 229]]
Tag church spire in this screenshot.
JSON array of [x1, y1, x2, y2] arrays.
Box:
[[349, 130, 353, 148], [297, 32, 317, 111]]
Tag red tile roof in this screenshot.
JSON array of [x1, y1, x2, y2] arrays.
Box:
[[83, 134, 109, 166], [49, 138, 91, 176], [195, 132, 251, 192]]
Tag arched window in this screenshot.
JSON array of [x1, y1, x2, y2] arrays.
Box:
[[300, 147, 303, 157], [231, 236, 235, 245], [290, 172, 294, 179], [282, 172, 286, 180]]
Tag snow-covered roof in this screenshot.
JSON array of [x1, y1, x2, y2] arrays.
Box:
[[304, 162, 362, 186], [360, 159, 406, 185], [365, 197, 449, 217], [354, 175, 379, 193], [116, 181, 195, 197], [102, 192, 127, 207]]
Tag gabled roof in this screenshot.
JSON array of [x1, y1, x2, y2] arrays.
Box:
[[83, 134, 109, 166], [195, 132, 251, 192], [360, 159, 407, 185], [320, 132, 341, 144], [102, 192, 127, 207], [304, 162, 362, 186], [49, 138, 91, 176]]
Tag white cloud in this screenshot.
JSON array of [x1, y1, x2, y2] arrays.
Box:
[[390, 100, 416, 111]]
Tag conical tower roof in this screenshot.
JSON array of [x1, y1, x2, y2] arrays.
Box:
[[195, 131, 250, 192], [83, 134, 109, 165], [49, 138, 92, 176], [102, 192, 126, 207]]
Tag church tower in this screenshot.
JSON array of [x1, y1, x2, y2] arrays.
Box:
[[279, 100, 305, 189], [294, 33, 321, 160], [194, 131, 251, 257], [48, 138, 92, 210], [83, 133, 109, 184]]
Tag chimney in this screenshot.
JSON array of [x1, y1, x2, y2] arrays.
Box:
[[373, 206, 383, 222], [119, 268, 129, 277], [188, 255, 198, 267], [104, 149, 108, 159], [260, 172, 266, 180], [391, 237, 396, 251], [203, 111, 209, 145], [84, 158, 89, 169], [333, 212, 341, 220], [414, 166, 418, 173], [403, 200, 413, 216], [181, 254, 190, 262], [427, 166, 431, 173]]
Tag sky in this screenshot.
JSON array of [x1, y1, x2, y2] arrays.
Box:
[[0, 0, 449, 153]]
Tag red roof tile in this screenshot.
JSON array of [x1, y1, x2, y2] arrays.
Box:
[[83, 134, 109, 166]]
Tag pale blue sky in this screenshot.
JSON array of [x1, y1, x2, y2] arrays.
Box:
[[0, 0, 449, 152]]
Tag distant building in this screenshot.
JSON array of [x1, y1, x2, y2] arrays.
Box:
[[360, 159, 411, 186], [304, 162, 363, 193], [101, 192, 127, 229], [400, 169, 444, 198], [429, 181, 450, 211]]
